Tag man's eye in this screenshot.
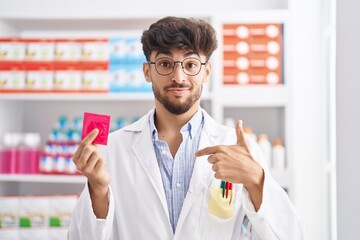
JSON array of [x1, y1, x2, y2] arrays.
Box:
[[186, 62, 197, 68], [159, 61, 171, 68]]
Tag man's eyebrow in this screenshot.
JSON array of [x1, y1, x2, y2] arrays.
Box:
[[155, 51, 171, 58], [155, 51, 200, 58], [184, 51, 200, 58]]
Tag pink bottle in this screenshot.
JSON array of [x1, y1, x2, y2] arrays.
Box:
[[0, 133, 22, 174], [16, 133, 41, 174]]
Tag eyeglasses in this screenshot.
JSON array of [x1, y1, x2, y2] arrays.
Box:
[[148, 57, 207, 76]]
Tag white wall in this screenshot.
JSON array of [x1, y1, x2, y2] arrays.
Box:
[[289, 0, 330, 239], [0, 0, 286, 17], [336, 0, 360, 239]]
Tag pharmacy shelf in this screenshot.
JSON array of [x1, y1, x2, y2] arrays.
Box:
[[218, 85, 289, 107], [0, 92, 154, 101], [0, 91, 212, 101], [0, 10, 294, 199], [0, 174, 86, 183]]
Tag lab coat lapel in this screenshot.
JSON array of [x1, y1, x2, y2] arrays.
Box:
[[129, 112, 171, 224], [176, 110, 221, 232]]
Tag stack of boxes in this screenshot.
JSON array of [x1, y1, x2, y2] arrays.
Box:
[[53, 38, 109, 92], [222, 23, 283, 85], [0, 195, 78, 240], [0, 38, 26, 92], [39, 116, 82, 175], [109, 37, 150, 92], [0, 35, 151, 93]]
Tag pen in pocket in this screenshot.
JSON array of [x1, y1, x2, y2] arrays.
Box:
[[220, 181, 232, 199]]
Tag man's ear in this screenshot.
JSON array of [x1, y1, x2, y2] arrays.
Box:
[[203, 61, 212, 83], [143, 62, 151, 83]]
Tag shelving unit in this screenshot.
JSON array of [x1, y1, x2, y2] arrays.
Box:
[[0, 11, 293, 198], [0, 174, 86, 195], [0, 174, 86, 183]]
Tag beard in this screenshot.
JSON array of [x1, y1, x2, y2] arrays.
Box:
[[152, 82, 202, 115]]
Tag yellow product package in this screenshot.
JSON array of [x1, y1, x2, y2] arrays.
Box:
[[208, 186, 235, 218]]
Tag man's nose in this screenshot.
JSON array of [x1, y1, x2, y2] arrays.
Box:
[[172, 62, 185, 83]]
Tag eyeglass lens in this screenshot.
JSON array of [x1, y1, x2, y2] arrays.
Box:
[[154, 58, 203, 76]]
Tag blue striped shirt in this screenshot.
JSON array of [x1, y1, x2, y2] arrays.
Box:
[[149, 109, 204, 233]]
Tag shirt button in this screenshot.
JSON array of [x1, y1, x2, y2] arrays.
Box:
[[176, 182, 181, 188], [161, 150, 166, 155]]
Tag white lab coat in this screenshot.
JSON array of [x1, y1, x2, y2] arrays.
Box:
[[68, 109, 303, 240]]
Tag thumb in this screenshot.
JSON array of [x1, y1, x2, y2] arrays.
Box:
[[82, 128, 100, 145], [236, 120, 249, 148]]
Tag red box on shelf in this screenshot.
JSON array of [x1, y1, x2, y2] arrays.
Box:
[[223, 23, 283, 85], [24, 62, 54, 92], [0, 61, 25, 92]]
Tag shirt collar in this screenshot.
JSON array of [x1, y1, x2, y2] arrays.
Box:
[[149, 109, 204, 140]]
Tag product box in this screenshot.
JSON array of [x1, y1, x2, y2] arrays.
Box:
[[81, 38, 109, 62], [39, 154, 55, 174], [0, 62, 25, 92], [53, 71, 82, 91], [81, 70, 109, 92], [109, 64, 129, 92], [64, 147, 78, 174], [0, 197, 19, 230], [127, 64, 151, 92], [125, 37, 145, 65], [25, 39, 55, 62], [48, 195, 77, 228], [81, 63, 109, 92], [223, 23, 283, 85], [109, 35, 144, 65], [109, 63, 150, 92], [109, 37, 128, 65], [0, 38, 26, 61], [18, 196, 48, 229], [25, 62, 53, 92], [54, 39, 82, 62], [53, 62, 82, 92]]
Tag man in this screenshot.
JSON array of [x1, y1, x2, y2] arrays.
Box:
[[68, 16, 303, 239]]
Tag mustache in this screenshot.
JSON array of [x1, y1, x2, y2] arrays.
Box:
[[164, 83, 191, 90]]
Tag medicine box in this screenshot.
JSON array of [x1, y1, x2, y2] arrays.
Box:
[[223, 23, 283, 85]]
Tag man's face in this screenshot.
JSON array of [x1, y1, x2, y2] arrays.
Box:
[[143, 49, 211, 115]]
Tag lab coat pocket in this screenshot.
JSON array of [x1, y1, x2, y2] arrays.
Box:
[[208, 186, 235, 218], [199, 186, 238, 240]]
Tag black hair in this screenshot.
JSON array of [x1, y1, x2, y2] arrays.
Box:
[[141, 16, 218, 61]]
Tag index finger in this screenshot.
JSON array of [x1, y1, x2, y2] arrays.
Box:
[[236, 120, 250, 151], [82, 128, 100, 145], [195, 146, 220, 157]]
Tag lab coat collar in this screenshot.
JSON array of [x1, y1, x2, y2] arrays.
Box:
[[123, 108, 224, 137]]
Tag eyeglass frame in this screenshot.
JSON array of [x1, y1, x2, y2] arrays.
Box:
[[147, 57, 207, 76]]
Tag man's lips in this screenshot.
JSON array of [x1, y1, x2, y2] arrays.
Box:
[[166, 87, 190, 95]]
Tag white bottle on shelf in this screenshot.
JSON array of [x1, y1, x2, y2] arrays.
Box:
[[223, 117, 236, 128], [272, 138, 286, 170], [257, 134, 272, 168], [244, 127, 257, 143]]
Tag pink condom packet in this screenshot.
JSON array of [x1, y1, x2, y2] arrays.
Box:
[[81, 112, 111, 145]]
